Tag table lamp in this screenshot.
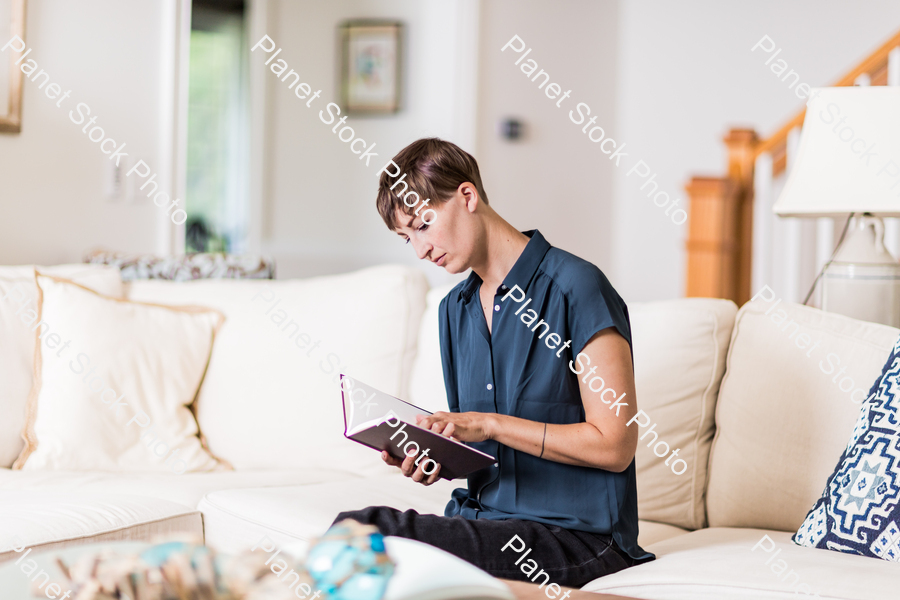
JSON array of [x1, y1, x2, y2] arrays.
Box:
[[772, 87, 900, 327]]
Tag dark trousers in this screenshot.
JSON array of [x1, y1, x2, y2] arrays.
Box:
[[333, 506, 638, 588]]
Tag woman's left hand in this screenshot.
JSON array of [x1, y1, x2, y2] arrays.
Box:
[[416, 411, 494, 443]]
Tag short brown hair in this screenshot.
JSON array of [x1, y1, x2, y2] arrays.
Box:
[[376, 138, 489, 230]]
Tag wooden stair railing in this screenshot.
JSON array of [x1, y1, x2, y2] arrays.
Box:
[[684, 29, 900, 305]]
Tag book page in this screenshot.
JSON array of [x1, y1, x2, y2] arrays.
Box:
[[384, 537, 515, 600], [342, 375, 432, 436]]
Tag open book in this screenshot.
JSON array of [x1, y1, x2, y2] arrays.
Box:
[[383, 536, 515, 600], [341, 375, 497, 480]]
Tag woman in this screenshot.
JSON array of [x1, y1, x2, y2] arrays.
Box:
[[335, 138, 653, 587]]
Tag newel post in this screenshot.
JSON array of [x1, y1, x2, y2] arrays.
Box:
[[724, 129, 759, 305], [684, 128, 758, 303]]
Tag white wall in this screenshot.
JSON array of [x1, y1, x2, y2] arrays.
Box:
[[5, 0, 900, 302], [0, 0, 176, 265], [612, 0, 900, 302], [475, 0, 620, 274], [257, 0, 478, 287]]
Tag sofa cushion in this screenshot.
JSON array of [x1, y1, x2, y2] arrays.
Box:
[[0, 467, 355, 509], [627, 299, 737, 531], [0, 265, 123, 468], [707, 300, 900, 531], [638, 521, 690, 547], [794, 333, 900, 559], [0, 491, 201, 563], [126, 265, 428, 474], [14, 274, 225, 473], [197, 475, 459, 555], [583, 527, 900, 599]]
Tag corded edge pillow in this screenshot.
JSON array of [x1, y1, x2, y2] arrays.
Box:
[[13, 272, 230, 473]]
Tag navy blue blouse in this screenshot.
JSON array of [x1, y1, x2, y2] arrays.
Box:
[[438, 230, 651, 561]]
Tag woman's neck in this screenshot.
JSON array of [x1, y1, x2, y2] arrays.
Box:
[[471, 215, 530, 290]]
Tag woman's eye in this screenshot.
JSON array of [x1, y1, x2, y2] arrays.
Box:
[[405, 237, 410, 244], [417, 224, 429, 232]]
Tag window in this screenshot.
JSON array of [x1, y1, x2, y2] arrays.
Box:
[[185, 0, 249, 253]]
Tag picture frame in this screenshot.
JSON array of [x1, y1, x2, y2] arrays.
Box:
[[339, 20, 402, 115], [0, 0, 26, 133]]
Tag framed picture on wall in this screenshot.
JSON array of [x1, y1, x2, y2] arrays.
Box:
[[0, 0, 26, 133], [339, 20, 402, 114]]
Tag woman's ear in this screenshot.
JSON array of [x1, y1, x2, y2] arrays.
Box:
[[459, 182, 479, 213]]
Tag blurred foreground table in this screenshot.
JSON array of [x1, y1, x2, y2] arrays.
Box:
[[0, 541, 641, 600]]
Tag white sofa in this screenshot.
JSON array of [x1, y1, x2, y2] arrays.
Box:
[[1, 263, 899, 599]]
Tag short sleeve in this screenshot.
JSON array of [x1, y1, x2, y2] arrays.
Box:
[[438, 294, 460, 413], [563, 264, 632, 356]]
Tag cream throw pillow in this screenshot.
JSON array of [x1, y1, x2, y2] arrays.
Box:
[[628, 298, 737, 530], [0, 264, 123, 468], [13, 273, 227, 473]]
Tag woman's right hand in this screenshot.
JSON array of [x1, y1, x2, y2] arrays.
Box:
[[381, 450, 442, 486]]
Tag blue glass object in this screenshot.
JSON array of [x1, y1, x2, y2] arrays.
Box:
[[306, 520, 395, 600]]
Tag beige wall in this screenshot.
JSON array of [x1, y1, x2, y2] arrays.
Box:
[[475, 0, 620, 275], [612, 0, 900, 302], [0, 0, 173, 265], [5, 0, 900, 302], [258, 0, 620, 288], [258, 0, 478, 288]]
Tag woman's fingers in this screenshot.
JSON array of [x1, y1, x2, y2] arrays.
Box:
[[385, 450, 441, 486], [400, 453, 418, 477], [381, 451, 402, 467], [384, 447, 443, 486], [428, 419, 455, 438], [411, 459, 441, 485], [424, 463, 442, 485], [410, 462, 425, 483]]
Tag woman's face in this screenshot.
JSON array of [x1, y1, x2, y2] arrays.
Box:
[[393, 183, 481, 275]]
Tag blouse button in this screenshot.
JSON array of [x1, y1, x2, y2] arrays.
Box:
[[494, 305, 500, 311], [487, 383, 493, 390]]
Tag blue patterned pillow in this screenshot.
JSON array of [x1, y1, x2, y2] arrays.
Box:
[[794, 334, 900, 560]]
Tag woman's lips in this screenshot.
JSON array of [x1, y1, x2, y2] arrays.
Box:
[[435, 254, 446, 266]]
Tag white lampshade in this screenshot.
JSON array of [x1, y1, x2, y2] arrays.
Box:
[[773, 87, 900, 217]]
